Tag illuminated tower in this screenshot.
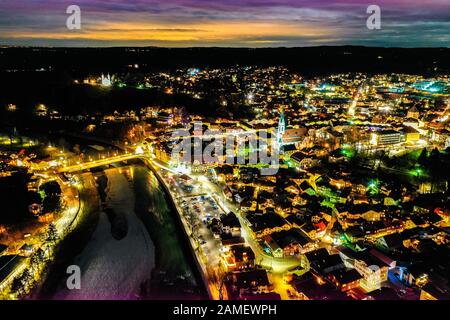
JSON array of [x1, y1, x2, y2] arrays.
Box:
[[348, 100, 356, 117], [277, 112, 286, 146], [101, 73, 112, 87]]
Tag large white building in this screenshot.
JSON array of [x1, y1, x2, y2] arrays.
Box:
[[101, 73, 112, 87]]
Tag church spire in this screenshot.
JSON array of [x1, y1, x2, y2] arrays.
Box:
[[277, 111, 286, 146]]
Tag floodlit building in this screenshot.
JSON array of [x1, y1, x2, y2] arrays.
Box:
[[222, 245, 255, 271], [402, 126, 421, 144], [338, 248, 389, 292], [282, 128, 307, 145], [407, 106, 420, 119], [370, 130, 404, 146], [101, 73, 112, 86]]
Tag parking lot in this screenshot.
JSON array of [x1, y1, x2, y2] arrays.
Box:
[[169, 174, 227, 276]]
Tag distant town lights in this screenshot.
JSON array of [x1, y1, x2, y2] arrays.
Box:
[[6, 104, 17, 112]]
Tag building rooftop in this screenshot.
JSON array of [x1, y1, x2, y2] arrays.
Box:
[[233, 269, 270, 289], [246, 211, 287, 233], [328, 268, 362, 285], [0, 255, 25, 283], [270, 228, 311, 248], [229, 245, 255, 263], [294, 277, 353, 300]]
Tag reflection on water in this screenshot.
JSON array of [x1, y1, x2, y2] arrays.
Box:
[[132, 165, 205, 299], [53, 167, 154, 300], [43, 164, 204, 300]]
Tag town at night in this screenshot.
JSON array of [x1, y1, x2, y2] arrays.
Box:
[[0, 0, 449, 314]]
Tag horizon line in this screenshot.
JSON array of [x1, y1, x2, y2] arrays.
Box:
[[2, 45, 450, 50]]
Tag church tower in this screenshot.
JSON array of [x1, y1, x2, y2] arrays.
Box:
[[277, 112, 286, 146]]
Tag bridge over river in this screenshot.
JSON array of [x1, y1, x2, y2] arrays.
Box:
[[58, 153, 143, 173]]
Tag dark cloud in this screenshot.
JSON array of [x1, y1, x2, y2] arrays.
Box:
[[0, 0, 448, 47]]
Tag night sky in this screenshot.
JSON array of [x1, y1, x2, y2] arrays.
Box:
[[0, 0, 449, 47]]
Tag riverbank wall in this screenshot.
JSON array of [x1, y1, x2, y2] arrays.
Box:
[[142, 158, 213, 300]]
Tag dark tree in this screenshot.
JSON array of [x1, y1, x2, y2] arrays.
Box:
[[417, 148, 428, 167], [40, 181, 62, 213], [46, 223, 59, 243], [429, 148, 442, 193], [0, 170, 34, 224]]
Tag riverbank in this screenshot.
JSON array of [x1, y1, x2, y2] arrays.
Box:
[[132, 165, 206, 299], [142, 158, 213, 299], [36, 172, 101, 299]]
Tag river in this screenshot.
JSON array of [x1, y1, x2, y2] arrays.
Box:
[[41, 164, 205, 300]]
